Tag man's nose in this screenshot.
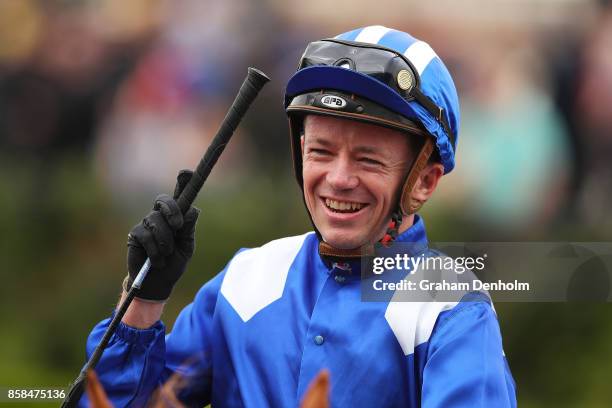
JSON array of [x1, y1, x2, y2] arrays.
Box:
[[325, 157, 359, 190]]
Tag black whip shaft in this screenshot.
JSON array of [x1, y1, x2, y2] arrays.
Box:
[[176, 67, 271, 213], [61, 67, 270, 408]]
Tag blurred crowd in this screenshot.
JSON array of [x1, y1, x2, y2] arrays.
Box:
[[1, 1, 612, 406], [2, 0, 611, 235]]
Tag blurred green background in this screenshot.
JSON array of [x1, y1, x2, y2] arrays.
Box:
[[1, 0, 612, 407]]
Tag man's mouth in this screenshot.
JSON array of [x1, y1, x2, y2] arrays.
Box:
[[324, 198, 367, 213]]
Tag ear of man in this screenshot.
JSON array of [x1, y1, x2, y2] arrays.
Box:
[[411, 162, 444, 203]]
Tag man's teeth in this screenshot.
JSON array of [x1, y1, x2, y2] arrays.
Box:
[[325, 198, 364, 212]]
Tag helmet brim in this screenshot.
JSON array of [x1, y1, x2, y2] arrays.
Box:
[[285, 65, 422, 127]]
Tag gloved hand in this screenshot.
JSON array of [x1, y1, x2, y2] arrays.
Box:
[[124, 170, 200, 301]]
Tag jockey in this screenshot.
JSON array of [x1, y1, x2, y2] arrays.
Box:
[[81, 26, 517, 407]]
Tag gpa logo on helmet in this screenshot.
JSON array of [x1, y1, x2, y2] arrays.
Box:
[[320, 95, 347, 109]]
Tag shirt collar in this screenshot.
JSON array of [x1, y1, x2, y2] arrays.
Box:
[[394, 214, 428, 247]]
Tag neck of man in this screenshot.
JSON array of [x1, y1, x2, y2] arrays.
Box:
[[318, 212, 417, 259]]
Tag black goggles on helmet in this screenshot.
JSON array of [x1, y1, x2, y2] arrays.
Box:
[[297, 39, 453, 144]]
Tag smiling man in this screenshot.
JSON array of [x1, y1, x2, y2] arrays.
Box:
[[80, 26, 517, 407], [300, 115, 441, 250]]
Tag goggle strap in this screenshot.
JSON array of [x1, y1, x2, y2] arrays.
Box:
[[411, 88, 454, 148]]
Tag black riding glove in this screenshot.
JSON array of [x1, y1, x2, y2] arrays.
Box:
[[125, 170, 200, 301]]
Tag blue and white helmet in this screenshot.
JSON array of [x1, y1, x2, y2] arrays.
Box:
[[285, 26, 460, 216]]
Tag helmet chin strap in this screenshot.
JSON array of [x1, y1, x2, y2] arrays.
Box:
[[318, 138, 434, 259], [380, 209, 404, 245]]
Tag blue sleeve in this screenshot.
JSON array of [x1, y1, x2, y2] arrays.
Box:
[[163, 271, 226, 405], [79, 316, 167, 407], [421, 299, 517, 408], [78, 271, 225, 408]]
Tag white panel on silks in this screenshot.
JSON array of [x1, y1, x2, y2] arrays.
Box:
[[384, 263, 459, 356], [384, 300, 458, 356], [220, 233, 311, 322]]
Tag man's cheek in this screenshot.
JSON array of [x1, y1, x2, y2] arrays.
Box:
[[302, 186, 316, 214]]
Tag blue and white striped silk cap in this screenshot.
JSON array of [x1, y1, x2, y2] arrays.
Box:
[[286, 25, 460, 174]]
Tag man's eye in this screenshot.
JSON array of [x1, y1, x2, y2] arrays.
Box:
[[309, 148, 331, 156], [359, 157, 383, 166]]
